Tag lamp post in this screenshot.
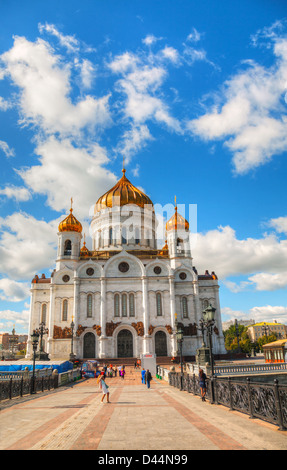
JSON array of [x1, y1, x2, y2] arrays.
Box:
[[9, 326, 18, 359], [261, 323, 269, 337], [175, 315, 184, 391], [34, 322, 49, 360], [30, 330, 39, 394], [69, 317, 76, 361], [202, 304, 216, 403]]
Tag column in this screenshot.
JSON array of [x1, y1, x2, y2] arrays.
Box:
[[47, 283, 56, 357], [99, 277, 107, 358], [73, 277, 80, 357], [142, 276, 151, 354], [169, 275, 177, 356]]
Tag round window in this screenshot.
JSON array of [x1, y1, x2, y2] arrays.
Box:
[[154, 266, 162, 275], [86, 268, 94, 276], [179, 272, 187, 280], [118, 262, 129, 273], [62, 275, 70, 283]]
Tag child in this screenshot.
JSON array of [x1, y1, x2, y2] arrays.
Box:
[[97, 372, 110, 403]]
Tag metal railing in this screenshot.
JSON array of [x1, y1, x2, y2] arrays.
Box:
[[0, 375, 58, 401], [0, 368, 82, 402], [168, 372, 287, 431]]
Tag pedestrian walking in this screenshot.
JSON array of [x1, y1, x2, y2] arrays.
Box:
[[141, 368, 146, 384], [121, 365, 125, 379], [145, 369, 152, 389], [97, 372, 110, 403], [199, 368, 207, 401]]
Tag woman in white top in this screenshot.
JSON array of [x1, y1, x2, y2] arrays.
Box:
[[97, 374, 110, 403]]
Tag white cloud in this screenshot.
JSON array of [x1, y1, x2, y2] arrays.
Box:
[[0, 185, 31, 201], [38, 22, 80, 53], [248, 272, 287, 291], [186, 28, 202, 43], [160, 46, 180, 64], [18, 136, 117, 216], [142, 35, 163, 46], [1, 36, 111, 137], [0, 279, 30, 302], [0, 308, 30, 333], [110, 51, 182, 135], [116, 124, 154, 163], [0, 96, 12, 111], [221, 305, 287, 323], [0, 212, 59, 280], [0, 140, 15, 158], [192, 224, 287, 281], [268, 216, 287, 235], [187, 24, 287, 174]]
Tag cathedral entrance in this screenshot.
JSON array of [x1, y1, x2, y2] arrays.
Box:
[[117, 329, 133, 358], [155, 331, 167, 356], [83, 332, 96, 358]]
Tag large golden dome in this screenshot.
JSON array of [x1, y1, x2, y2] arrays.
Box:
[[58, 200, 82, 233], [94, 169, 153, 213]]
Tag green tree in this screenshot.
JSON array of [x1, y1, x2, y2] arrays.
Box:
[[224, 324, 251, 353], [257, 334, 277, 352]]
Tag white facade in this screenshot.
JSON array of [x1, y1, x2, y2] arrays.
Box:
[[26, 172, 226, 361]]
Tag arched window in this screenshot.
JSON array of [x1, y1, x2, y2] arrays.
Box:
[[62, 299, 68, 321], [135, 227, 140, 245], [109, 227, 113, 245], [122, 293, 127, 317], [203, 299, 209, 310], [41, 304, 47, 324], [114, 294, 120, 317], [64, 240, 72, 255], [156, 293, 162, 316], [129, 293, 135, 317], [182, 297, 188, 318], [122, 226, 127, 245], [87, 294, 92, 318]]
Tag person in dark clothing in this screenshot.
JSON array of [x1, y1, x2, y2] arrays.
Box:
[[199, 369, 207, 401], [145, 369, 152, 389]]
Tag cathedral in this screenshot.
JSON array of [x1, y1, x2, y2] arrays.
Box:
[[26, 167, 226, 360]]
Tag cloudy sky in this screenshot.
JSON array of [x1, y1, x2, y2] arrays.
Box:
[[0, 0, 287, 334]]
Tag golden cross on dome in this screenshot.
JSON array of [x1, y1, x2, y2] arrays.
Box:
[[70, 197, 73, 212], [122, 156, 126, 174]]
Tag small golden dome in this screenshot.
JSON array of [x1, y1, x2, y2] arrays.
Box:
[[80, 234, 89, 255], [94, 168, 153, 213], [166, 205, 189, 232], [159, 240, 169, 255], [58, 199, 82, 233]]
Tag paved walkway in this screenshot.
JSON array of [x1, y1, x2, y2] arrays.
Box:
[[1, 367, 286, 450]]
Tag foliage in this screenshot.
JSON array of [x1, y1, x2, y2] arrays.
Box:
[[224, 323, 278, 353]]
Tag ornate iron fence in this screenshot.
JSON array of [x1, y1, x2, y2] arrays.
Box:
[[168, 372, 287, 430], [0, 375, 58, 402]]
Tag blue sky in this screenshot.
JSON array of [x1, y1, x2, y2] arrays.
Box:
[[0, 0, 287, 334]]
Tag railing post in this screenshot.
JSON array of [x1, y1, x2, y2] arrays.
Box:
[[20, 376, 24, 397], [228, 377, 233, 410], [9, 378, 12, 400], [274, 379, 285, 431], [247, 378, 254, 420]]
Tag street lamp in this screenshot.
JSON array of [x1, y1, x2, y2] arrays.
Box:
[[9, 326, 18, 359], [261, 323, 269, 337], [69, 316, 76, 361], [175, 318, 184, 391], [30, 330, 39, 394], [34, 322, 49, 360], [202, 304, 216, 403]]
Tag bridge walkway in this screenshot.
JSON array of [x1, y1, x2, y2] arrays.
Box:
[[1, 366, 286, 450]]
